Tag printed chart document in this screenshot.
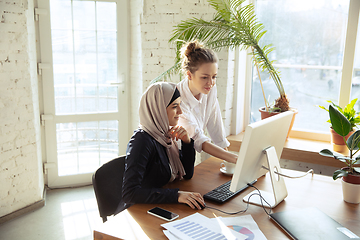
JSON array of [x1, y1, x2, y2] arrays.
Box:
[[210, 215, 267, 240], [162, 213, 266, 240]]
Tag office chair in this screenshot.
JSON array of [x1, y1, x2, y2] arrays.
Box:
[[92, 155, 126, 222]]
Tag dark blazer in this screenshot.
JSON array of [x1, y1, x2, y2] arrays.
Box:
[[122, 129, 196, 206]]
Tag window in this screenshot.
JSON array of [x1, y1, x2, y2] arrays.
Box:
[[50, 1, 118, 115], [247, 0, 360, 137], [37, 0, 129, 187]]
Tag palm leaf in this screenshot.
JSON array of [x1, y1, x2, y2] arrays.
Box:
[[170, 18, 236, 46], [154, 0, 288, 110], [150, 62, 181, 84]]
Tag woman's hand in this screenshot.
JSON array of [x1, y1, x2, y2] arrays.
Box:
[[168, 126, 191, 144], [178, 191, 205, 210]]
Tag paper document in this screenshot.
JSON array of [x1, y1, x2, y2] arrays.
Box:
[[163, 230, 182, 240], [161, 213, 248, 240], [210, 215, 267, 240]]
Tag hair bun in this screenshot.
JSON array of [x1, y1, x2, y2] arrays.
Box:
[[184, 40, 204, 58], [180, 40, 217, 75]]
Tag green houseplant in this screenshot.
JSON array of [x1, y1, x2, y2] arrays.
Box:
[[152, 0, 290, 112], [319, 104, 360, 203], [319, 98, 360, 149], [318, 98, 360, 131]]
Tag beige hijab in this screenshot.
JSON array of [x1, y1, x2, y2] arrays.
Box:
[[139, 82, 186, 181]]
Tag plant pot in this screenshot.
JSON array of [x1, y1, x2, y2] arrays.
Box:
[[259, 107, 298, 139], [330, 128, 353, 145], [259, 107, 280, 120], [330, 128, 353, 154], [341, 180, 360, 204], [343, 172, 360, 184], [341, 170, 360, 204]]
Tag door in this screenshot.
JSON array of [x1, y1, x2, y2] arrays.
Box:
[[37, 0, 129, 187]]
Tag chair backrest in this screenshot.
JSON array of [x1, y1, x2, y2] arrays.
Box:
[[92, 155, 126, 222]]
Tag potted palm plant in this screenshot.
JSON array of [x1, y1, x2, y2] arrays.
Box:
[[319, 104, 360, 204], [319, 98, 360, 152], [152, 0, 290, 113]]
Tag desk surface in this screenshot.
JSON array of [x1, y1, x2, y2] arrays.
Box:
[[94, 157, 360, 240]]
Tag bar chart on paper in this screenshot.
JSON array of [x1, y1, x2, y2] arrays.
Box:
[[161, 213, 247, 240], [172, 220, 225, 239]]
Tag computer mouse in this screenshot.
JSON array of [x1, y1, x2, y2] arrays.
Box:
[[195, 199, 206, 210]]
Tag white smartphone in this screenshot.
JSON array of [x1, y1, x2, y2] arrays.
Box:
[[147, 207, 179, 221]]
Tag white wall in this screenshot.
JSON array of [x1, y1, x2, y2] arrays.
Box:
[[0, 0, 44, 218], [0, 0, 236, 218], [129, 0, 144, 132]]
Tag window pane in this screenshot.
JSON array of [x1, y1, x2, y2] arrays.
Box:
[[52, 28, 76, 114], [57, 121, 119, 176], [73, 1, 96, 30], [50, 0, 118, 115], [351, 20, 360, 112], [96, 2, 116, 30], [251, 0, 349, 133]]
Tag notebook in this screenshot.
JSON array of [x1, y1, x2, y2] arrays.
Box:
[[269, 207, 360, 240]]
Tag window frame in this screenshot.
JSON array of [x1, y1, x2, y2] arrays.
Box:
[[37, 0, 130, 187]]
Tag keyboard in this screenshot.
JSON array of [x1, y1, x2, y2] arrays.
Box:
[[203, 179, 257, 203]]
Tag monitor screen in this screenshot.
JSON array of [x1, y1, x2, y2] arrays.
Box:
[[229, 111, 295, 207]]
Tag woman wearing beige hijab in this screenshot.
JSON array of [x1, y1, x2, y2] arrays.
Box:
[[122, 82, 205, 210]]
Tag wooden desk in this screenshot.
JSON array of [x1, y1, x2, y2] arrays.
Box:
[[94, 157, 360, 240]]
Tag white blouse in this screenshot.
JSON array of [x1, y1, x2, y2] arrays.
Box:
[[177, 78, 230, 153]]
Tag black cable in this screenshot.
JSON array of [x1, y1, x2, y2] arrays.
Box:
[[206, 199, 250, 215], [206, 183, 273, 216], [246, 183, 272, 216]]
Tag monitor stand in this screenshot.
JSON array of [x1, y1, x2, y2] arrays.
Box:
[[242, 146, 288, 208]]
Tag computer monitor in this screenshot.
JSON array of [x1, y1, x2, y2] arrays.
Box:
[[229, 111, 295, 208]]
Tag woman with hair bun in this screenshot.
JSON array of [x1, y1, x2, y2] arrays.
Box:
[[177, 40, 237, 164]]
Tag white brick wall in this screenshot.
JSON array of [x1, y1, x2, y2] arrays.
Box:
[[0, 0, 44, 218], [140, 0, 215, 88]]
